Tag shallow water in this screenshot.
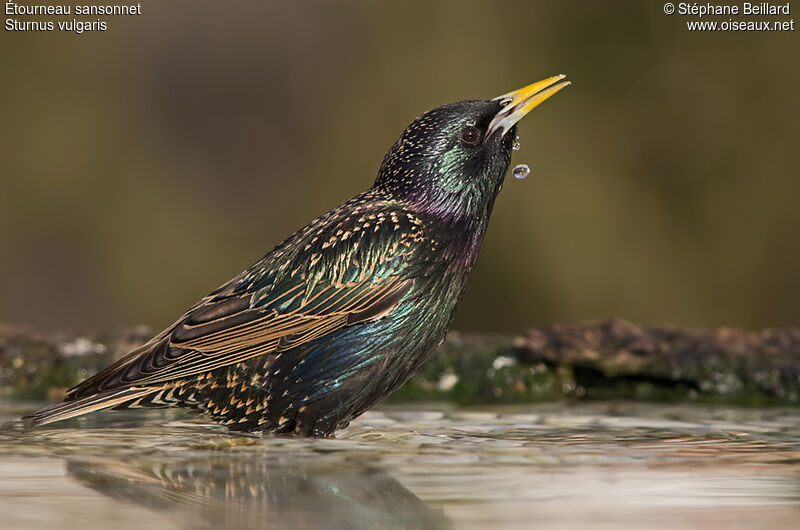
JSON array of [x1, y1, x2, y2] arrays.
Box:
[[1, 401, 800, 530]]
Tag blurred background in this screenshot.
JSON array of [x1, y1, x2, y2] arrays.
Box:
[[1, 0, 798, 334]]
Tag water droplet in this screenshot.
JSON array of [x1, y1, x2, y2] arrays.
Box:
[[512, 134, 521, 151], [512, 163, 530, 179]]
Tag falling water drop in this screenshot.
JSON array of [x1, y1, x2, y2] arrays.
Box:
[[512, 163, 530, 179]]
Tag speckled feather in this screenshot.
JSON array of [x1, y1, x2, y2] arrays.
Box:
[[29, 99, 518, 436]]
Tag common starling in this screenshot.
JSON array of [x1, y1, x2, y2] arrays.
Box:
[[28, 75, 570, 436]]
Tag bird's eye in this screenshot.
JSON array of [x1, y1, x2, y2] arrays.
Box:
[[461, 126, 481, 145]]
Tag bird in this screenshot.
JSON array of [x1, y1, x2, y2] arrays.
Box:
[[27, 75, 570, 436]]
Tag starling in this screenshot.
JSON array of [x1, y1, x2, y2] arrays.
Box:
[[28, 75, 570, 436]]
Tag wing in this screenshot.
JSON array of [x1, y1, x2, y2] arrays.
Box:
[[66, 200, 428, 400]]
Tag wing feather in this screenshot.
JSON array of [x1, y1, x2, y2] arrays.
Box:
[[65, 202, 424, 400], [67, 277, 413, 398]]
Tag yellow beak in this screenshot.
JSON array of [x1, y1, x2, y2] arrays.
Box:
[[487, 74, 570, 138]]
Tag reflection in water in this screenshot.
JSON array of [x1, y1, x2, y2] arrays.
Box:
[[66, 456, 450, 530], [5, 404, 800, 529]]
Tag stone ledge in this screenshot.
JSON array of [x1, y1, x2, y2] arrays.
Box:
[[3, 319, 799, 406]]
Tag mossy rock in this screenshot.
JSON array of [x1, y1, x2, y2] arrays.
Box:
[[3, 319, 800, 406]]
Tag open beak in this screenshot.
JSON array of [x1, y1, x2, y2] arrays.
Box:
[[486, 74, 570, 139]]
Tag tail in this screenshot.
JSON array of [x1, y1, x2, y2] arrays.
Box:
[[24, 387, 161, 427]]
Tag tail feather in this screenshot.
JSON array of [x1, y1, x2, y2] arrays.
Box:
[[25, 387, 161, 427]]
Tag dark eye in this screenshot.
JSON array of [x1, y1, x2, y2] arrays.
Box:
[[461, 126, 481, 145]]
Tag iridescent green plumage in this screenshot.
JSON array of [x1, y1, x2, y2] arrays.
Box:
[[28, 77, 569, 435]]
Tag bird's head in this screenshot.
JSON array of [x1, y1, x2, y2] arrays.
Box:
[[375, 75, 570, 226]]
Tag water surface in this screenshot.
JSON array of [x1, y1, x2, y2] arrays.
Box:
[[2, 401, 799, 529]]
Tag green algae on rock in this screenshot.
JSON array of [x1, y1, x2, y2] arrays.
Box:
[[3, 320, 800, 406]]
